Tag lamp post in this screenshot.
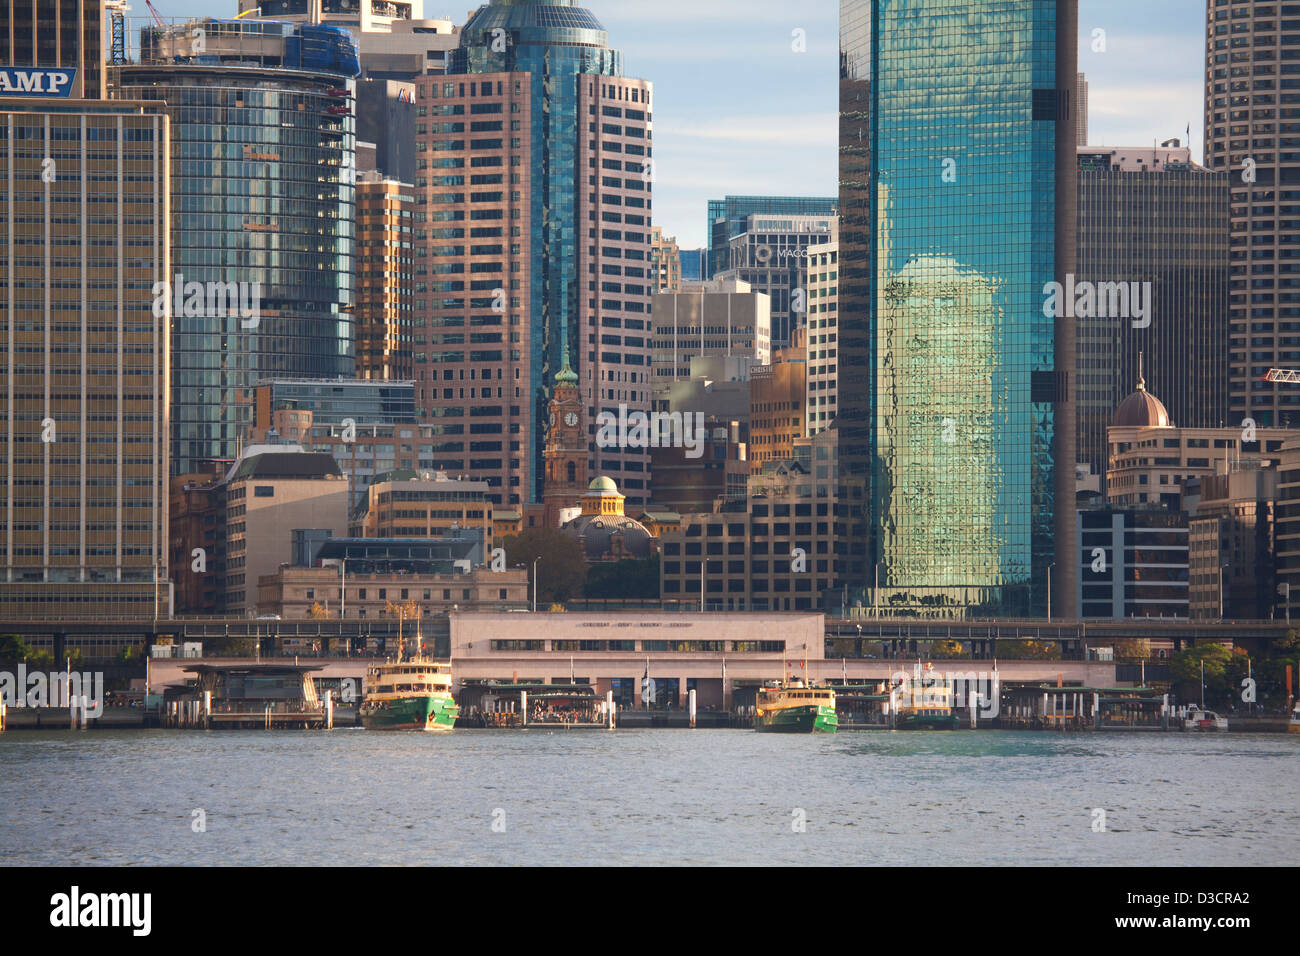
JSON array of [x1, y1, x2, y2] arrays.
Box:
[[1219, 564, 1229, 620], [874, 564, 880, 619], [1046, 563, 1054, 620], [531, 556, 540, 613], [339, 557, 347, 620]]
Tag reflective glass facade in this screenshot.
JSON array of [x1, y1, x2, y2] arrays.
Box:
[[846, 0, 1075, 617], [113, 26, 358, 475]]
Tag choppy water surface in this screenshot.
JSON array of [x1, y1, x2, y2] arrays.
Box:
[[1, 729, 1296, 865]]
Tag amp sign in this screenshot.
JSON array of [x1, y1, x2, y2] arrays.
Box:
[[0, 68, 77, 97]]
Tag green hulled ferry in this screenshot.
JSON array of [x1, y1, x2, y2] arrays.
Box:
[[754, 679, 838, 733], [892, 664, 961, 730], [360, 656, 458, 733]]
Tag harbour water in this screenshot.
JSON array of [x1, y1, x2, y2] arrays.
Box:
[[2, 730, 1297, 866]]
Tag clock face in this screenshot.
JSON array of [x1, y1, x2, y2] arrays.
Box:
[[564, 412, 579, 427]]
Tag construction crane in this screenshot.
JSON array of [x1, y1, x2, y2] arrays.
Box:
[[1264, 368, 1300, 384], [104, 1, 130, 64], [144, 0, 165, 29]]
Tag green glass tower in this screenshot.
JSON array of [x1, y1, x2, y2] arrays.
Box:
[[839, 0, 1078, 617]]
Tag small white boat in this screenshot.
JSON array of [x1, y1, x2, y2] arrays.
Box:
[[1183, 708, 1229, 732]]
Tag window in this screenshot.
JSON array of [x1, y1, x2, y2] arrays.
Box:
[[254, 486, 274, 498]]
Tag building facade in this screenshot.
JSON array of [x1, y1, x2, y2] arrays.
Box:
[[349, 471, 493, 556], [1187, 463, 1277, 620], [222, 451, 349, 614], [1204, 0, 1300, 427], [1078, 507, 1189, 619], [705, 195, 837, 279], [649, 226, 682, 293], [1106, 376, 1289, 510], [413, 0, 654, 510], [715, 213, 836, 346], [1076, 143, 1230, 483], [803, 241, 839, 436], [0, 90, 172, 618], [1, 0, 104, 99], [749, 335, 807, 475], [111, 18, 360, 475], [650, 278, 769, 385], [843, 0, 1078, 618], [355, 173, 414, 381], [660, 429, 840, 613]]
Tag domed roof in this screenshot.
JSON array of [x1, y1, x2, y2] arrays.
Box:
[[555, 363, 578, 387], [560, 512, 653, 561], [458, 0, 611, 54], [588, 476, 618, 493], [1114, 359, 1172, 428]]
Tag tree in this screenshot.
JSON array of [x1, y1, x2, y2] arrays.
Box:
[[1111, 638, 1150, 659], [585, 555, 659, 599], [384, 599, 422, 621], [0, 634, 37, 663], [994, 639, 1061, 660], [1170, 643, 1238, 708], [307, 601, 332, 620], [1245, 631, 1300, 712], [496, 528, 587, 604], [931, 639, 967, 658]]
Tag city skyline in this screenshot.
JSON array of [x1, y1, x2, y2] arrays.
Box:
[[150, 0, 1205, 249]]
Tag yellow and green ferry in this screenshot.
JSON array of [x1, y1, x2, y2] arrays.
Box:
[[892, 664, 961, 730], [754, 678, 838, 733], [360, 655, 458, 733]]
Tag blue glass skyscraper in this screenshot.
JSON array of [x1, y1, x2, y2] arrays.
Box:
[[839, 0, 1078, 617]]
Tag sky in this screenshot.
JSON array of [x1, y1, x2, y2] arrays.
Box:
[[154, 0, 1208, 249]]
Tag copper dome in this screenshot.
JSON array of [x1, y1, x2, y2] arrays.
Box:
[[1113, 362, 1172, 428]]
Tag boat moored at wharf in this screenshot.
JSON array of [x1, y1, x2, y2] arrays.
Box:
[[360, 656, 458, 732], [754, 678, 838, 733]]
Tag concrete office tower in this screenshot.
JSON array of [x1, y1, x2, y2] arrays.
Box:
[[112, 19, 361, 475], [1205, 1, 1300, 427], [1075, 144, 1230, 486], [749, 332, 808, 476], [0, 100, 171, 618], [705, 195, 838, 279], [803, 241, 838, 436], [839, 0, 1077, 618], [650, 226, 682, 293], [356, 173, 415, 382], [650, 279, 770, 385], [714, 213, 837, 347], [0, 0, 104, 98], [413, 0, 654, 508], [221, 449, 349, 615], [1076, 72, 1087, 146]]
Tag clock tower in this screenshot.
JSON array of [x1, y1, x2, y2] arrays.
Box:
[[542, 363, 588, 527]]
